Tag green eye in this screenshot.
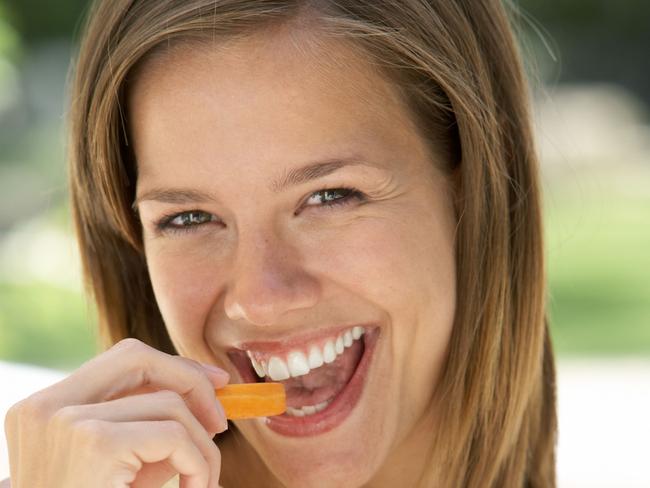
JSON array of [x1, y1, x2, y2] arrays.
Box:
[[171, 211, 214, 226], [305, 187, 364, 209], [156, 210, 218, 234]]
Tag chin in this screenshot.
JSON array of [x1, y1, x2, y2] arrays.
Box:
[[249, 405, 385, 488]]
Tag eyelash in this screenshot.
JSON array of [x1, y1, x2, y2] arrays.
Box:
[[153, 187, 366, 235]]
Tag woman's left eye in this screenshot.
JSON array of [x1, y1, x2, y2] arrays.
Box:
[[305, 187, 365, 209]]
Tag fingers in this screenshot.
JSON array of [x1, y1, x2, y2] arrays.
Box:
[[5, 339, 231, 487], [49, 389, 224, 484], [40, 338, 229, 433], [77, 419, 217, 488], [61, 388, 227, 433]]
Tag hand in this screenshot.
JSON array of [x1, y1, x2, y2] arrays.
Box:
[[3, 338, 229, 488]]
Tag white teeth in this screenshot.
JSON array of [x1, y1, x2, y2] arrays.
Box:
[[284, 399, 332, 417], [285, 407, 305, 417], [314, 400, 329, 412], [343, 330, 353, 347], [322, 340, 337, 363], [251, 357, 266, 378], [267, 356, 290, 381], [302, 405, 316, 415], [287, 351, 310, 377], [335, 336, 344, 354], [245, 327, 366, 378], [307, 346, 324, 369]]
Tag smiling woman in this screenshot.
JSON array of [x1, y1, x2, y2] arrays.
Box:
[[3, 1, 556, 487]]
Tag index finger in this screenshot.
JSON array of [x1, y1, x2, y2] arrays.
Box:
[[42, 339, 228, 433]]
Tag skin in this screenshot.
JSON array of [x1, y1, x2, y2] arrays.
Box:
[[130, 24, 457, 488], [4, 339, 230, 487], [2, 23, 457, 488]]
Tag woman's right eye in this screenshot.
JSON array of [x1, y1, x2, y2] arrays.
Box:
[[155, 210, 219, 235]]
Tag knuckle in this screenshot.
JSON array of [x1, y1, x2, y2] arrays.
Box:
[[112, 339, 168, 384], [10, 393, 52, 423], [180, 356, 202, 370], [179, 357, 210, 383], [114, 337, 147, 353], [4, 402, 20, 436], [4, 401, 20, 423], [112, 339, 155, 376], [175, 360, 214, 400], [186, 363, 215, 395], [49, 405, 80, 431], [191, 366, 212, 389]]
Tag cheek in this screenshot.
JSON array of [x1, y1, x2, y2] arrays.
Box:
[[145, 243, 224, 341], [322, 206, 457, 419], [316, 211, 455, 321]]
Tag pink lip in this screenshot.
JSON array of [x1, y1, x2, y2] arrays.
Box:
[[234, 323, 375, 354], [264, 326, 380, 437]]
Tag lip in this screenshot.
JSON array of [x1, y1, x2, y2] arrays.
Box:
[[234, 323, 375, 354], [262, 326, 380, 437]]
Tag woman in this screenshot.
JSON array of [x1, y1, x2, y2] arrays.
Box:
[[3, 0, 557, 486]]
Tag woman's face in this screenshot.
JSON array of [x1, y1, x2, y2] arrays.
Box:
[[130, 28, 456, 487]]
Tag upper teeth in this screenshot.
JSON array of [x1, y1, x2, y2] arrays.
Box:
[[246, 326, 365, 381]]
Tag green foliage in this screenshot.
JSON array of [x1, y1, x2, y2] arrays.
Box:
[[546, 189, 650, 356], [0, 2, 20, 60], [519, 0, 650, 34], [4, 0, 91, 42], [0, 282, 98, 370]]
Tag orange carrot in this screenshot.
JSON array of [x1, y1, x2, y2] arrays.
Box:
[[216, 382, 286, 419]]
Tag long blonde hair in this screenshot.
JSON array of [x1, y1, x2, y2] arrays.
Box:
[[67, 1, 557, 486]]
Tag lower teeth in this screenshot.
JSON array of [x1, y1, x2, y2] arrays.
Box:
[[285, 399, 332, 417]]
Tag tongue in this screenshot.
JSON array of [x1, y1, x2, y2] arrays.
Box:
[[269, 339, 364, 408]]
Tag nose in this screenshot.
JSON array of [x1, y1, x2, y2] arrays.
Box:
[[224, 226, 320, 326]]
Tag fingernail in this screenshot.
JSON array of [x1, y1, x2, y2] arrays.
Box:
[[215, 399, 229, 433]]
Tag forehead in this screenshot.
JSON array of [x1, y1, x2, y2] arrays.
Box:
[[126, 25, 429, 181]]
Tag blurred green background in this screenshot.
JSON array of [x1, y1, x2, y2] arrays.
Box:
[[0, 0, 649, 370]]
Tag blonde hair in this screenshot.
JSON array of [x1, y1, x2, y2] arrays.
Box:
[[67, 1, 557, 486]]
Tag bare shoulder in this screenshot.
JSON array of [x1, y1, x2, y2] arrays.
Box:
[[0, 478, 11, 488]]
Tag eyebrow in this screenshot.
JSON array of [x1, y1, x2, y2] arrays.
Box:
[[133, 157, 375, 208]]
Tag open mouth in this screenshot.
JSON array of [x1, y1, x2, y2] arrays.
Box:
[[227, 325, 380, 437]]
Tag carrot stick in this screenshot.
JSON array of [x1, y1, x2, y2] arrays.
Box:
[[216, 382, 286, 419]]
